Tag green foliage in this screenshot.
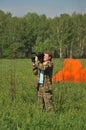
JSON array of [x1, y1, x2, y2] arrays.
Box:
[[33, 38, 54, 52], [0, 10, 86, 58], [0, 59, 86, 130]]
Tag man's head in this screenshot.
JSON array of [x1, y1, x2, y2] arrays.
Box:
[[44, 51, 52, 62]]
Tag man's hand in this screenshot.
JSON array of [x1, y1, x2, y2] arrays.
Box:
[[43, 61, 48, 65], [35, 56, 38, 62]]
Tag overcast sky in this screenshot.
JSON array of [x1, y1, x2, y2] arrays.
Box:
[[0, 0, 86, 17]]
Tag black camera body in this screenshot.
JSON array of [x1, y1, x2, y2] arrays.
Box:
[[31, 52, 44, 63]]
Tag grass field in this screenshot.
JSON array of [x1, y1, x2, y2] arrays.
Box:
[[0, 58, 86, 130]]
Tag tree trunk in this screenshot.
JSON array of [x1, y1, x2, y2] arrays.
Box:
[[59, 40, 62, 58], [70, 42, 73, 58]]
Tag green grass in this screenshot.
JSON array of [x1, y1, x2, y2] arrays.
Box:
[[0, 58, 86, 130]]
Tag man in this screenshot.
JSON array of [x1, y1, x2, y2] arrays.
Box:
[[32, 51, 54, 112]]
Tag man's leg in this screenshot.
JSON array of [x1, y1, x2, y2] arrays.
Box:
[[38, 86, 44, 110], [44, 91, 54, 112]]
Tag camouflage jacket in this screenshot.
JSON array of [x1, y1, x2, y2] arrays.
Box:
[[33, 61, 53, 91]]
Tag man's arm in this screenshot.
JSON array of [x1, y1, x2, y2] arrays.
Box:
[[35, 61, 53, 71], [32, 63, 38, 75]]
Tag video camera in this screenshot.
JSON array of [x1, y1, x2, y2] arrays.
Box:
[[31, 52, 44, 63]]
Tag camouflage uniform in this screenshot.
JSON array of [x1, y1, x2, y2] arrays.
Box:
[[33, 61, 54, 112]]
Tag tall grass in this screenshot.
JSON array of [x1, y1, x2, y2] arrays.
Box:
[[0, 58, 86, 130]]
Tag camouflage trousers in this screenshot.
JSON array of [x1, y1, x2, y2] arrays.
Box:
[[37, 84, 54, 112]]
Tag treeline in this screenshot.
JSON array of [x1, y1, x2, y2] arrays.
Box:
[[0, 10, 86, 58]]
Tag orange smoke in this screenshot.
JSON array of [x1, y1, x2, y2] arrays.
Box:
[[52, 58, 86, 82]]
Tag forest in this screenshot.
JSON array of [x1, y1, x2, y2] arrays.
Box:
[[0, 10, 86, 58], [0, 10, 86, 130]]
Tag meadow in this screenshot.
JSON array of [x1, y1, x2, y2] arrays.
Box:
[[0, 58, 86, 130]]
